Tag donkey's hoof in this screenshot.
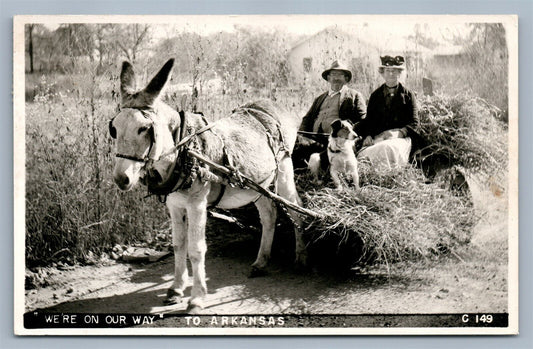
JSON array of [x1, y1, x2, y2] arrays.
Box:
[[294, 253, 309, 271], [249, 266, 268, 278], [187, 305, 203, 315], [163, 288, 183, 305], [187, 299, 204, 314]]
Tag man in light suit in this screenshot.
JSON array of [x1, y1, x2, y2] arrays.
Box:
[[293, 60, 366, 170]]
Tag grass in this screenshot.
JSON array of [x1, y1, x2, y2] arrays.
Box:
[[25, 95, 169, 267]]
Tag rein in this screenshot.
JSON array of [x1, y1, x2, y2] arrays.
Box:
[[113, 107, 215, 164], [112, 106, 322, 218], [143, 111, 216, 197], [297, 130, 330, 145], [112, 107, 214, 197], [158, 120, 216, 160]]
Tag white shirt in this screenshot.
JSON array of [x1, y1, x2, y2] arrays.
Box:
[[328, 85, 347, 97]]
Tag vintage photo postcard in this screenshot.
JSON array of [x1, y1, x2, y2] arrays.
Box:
[[14, 14, 518, 335]]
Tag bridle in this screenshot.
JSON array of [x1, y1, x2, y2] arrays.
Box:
[[109, 106, 214, 197], [110, 106, 159, 164]]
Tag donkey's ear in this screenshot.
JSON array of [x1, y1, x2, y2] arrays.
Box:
[[120, 61, 136, 96], [142, 59, 175, 104]]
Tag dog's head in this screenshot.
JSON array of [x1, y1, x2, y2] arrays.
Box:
[[330, 119, 359, 141]]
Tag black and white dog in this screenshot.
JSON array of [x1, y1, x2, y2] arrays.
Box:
[[308, 119, 360, 190]]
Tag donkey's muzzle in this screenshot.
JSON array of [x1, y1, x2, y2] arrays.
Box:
[[114, 173, 133, 191]]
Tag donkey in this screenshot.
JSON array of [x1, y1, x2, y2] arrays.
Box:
[[109, 59, 307, 313]]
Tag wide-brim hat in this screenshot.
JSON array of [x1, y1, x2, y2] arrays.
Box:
[[379, 55, 406, 70], [321, 60, 352, 82]]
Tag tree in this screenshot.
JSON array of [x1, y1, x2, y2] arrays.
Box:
[[53, 24, 95, 73], [112, 24, 152, 64], [214, 27, 293, 93], [408, 23, 440, 50], [24, 24, 56, 73], [26, 24, 35, 73], [89, 24, 116, 75]]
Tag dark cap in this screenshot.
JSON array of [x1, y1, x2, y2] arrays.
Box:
[[379, 55, 406, 70]]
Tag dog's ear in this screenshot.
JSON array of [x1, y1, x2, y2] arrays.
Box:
[[330, 119, 342, 130], [330, 119, 342, 137]]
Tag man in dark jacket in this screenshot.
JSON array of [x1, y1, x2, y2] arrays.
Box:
[[355, 55, 419, 170], [293, 61, 366, 169]]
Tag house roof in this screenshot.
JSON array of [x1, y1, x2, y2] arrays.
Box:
[[289, 25, 434, 56], [289, 26, 378, 54]]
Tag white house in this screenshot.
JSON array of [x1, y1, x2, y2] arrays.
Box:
[[287, 26, 433, 91], [287, 26, 380, 82]]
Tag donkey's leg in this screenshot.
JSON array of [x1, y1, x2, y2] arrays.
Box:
[[250, 195, 277, 277], [185, 186, 210, 313], [277, 157, 308, 267], [165, 203, 188, 305]]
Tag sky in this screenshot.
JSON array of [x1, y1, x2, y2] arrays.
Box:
[[39, 14, 476, 42]]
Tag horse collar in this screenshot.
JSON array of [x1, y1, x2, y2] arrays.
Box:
[[145, 110, 200, 196]]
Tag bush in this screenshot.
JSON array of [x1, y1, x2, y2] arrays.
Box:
[[25, 98, 169, 267]]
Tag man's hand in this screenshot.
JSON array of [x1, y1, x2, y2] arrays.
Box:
[[297, 135, 313, 146], [362, 136, 374, 147], [376, 128, 405, 141]]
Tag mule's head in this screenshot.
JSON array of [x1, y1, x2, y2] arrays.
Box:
[[109, 59, 180, 191]]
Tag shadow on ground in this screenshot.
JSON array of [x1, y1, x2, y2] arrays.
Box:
[[29, 216, 417, 316]]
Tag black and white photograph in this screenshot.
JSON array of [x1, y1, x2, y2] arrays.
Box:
[[14, 14, 518, 335]]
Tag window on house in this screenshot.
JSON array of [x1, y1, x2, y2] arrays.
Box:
[[303, 57, 312, 73]]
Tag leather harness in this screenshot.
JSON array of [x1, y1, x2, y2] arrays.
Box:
[[111, 106, 287, 207]]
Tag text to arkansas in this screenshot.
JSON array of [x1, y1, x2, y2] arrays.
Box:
[[185, 316, 285, 327]]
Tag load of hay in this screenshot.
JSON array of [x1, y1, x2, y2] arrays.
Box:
[[299, 166, 475, 269], [415, 94, 507, 176], [297, 94, 506, 269]]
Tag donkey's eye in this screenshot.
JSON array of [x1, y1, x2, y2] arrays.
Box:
[[138, 126, 149, 135], [109, 120, 116, 139]]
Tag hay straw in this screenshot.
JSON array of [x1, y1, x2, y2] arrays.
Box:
[[299, 166, 476, 268], [416, 93, 507, 177]]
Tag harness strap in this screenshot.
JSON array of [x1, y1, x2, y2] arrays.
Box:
[[297, 130, 330, 145], [178, 110, 187, 143], [208, 184, 227, 208], [239, 106, 290, 156], [157, 122, 217, 160], [239, 107, 288, 193], [116, 153, 150, 162]]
